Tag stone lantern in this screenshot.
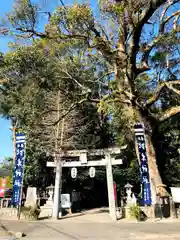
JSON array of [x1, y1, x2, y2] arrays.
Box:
[[124, 183, 136, 205], [46, 185, 54, 205], [40, 185, 54, 218]]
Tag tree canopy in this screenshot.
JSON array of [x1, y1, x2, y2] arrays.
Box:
[[0, 0, 179, 195]]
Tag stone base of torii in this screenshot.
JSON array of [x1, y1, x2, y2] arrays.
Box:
[[47, 146, 126, 221]]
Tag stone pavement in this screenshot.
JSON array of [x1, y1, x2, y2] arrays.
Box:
[[0, 222, 15, 240], [1, 213, 180, 240]]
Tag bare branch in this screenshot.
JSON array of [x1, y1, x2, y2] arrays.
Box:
[[165, 80, 180, 95], [107, 98, 131, 104], [138, 34, 167, 73], [145, 83, 165, 108], [87, 98, 100, 103], [52, 98, 88, 126], [173, 15, 180, 30], [130, 0, 167, 75], [37, 11, 52, 21], [159, 10, 180, 33], [160, 0, 179, 22], [166, 54, 178, 80], [138, 2, 180, 73], [159, 106, 180, 121], [144, 80, 180, 108], [0, 27, 9, 35], [16, 27, 88, 42], [61, 70, 89, 90], [87, 71, 114, 83], [59, 0, 66, 7], [16, 27, 47, 38], [163, 10, 180, 25]]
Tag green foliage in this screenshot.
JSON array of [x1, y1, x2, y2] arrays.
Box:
[[7, 0, 38, 29], [48, 4, 94, 38], [129, 205, 141, 219], [151, 52, 167, 62], [0, 31, 113, 188], [99, 0, 125, 16], [21, 204, 41, 220], [23, 152, 54, 188], [113, 159, 140, 189], [1, 157, 13, 171], [154, 112, 180, 187], [0, 0, 180, 191]]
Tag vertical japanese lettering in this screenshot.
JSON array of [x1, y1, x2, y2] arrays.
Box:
[[135, 123, 152, 205], [12, 133, 25, 207]]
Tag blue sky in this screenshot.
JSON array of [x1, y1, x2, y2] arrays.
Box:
[[0, 1, 14, 160]]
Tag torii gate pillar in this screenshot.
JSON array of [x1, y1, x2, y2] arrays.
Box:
[[106, 153, 116, 220], [52, 161, 61, 219]]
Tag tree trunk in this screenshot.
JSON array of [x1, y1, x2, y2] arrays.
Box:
[[115, 36, 169, 201], [145, 131, 169, 200]]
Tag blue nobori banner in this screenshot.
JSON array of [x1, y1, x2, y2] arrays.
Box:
[[134, 123, 152, 205], [12, 133, 25, 207]]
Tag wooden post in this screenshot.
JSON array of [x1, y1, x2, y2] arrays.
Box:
[[12, 127, 16, 166]]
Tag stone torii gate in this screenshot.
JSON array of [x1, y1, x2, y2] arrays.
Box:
[[47, 146, 126, 220]]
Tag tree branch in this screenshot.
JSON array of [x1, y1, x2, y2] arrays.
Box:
[[52, 98, 88, 126], [144, 83, 165, 108], [138, 1, 180, 73], [16, 27, 47, 38], [87, 71, 114, 83], [16, 27, 88, 41], [130, 0, 167, 74], [159, 106, 180, 121], [165, 80, 180, 95], [50, 89, 119, 126], [138, 35, 167, 73], [59, 0, 66, 7], [160, 0, 179, 21], [173, 15, 180, 30], [159, 10, 180, 33], [144, 80, 180, 108], [61, 70, 89, 90]]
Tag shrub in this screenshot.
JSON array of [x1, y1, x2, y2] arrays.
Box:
[[129, 205, 141, 219], [21, 204, 41, 220]]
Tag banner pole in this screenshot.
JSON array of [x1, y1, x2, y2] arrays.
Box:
[[17, 139, 26, 220], [12, 133, 26, 220]]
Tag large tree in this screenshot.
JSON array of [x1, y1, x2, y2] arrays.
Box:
[[1, 0, 180, 198], [0, 36, 112, 187]]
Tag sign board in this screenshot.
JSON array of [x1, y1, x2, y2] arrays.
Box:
[[89, 167, 95, 178], [0, 178, 7, 198], [12, 133, 25, 207], [25, 187, 37, 207], [0, 188, 5, 198], [135, 123, 152, 205], [80, 153, 87, 164], [170, 187, 180, 203], [61, 194, 71, 208], [71, 167, 77, 178]]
